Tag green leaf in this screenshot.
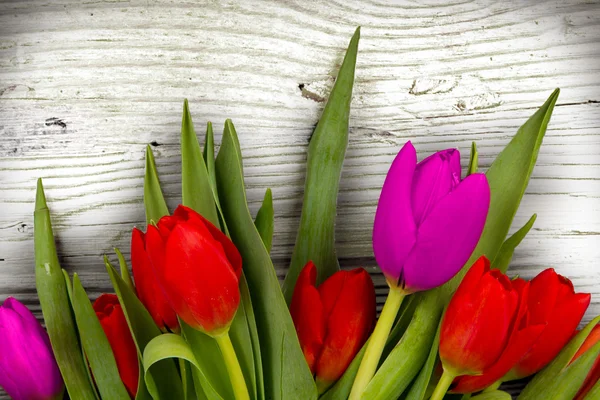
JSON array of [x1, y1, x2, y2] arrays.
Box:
[[585, 378, 600, 399], [404, 320, 441, 400], [362, 291, 444, 399], [519, 315, 600, 400], [115, 247, 136, 292], [203, 122, 218, 195], [144, 145, 169, 224], [254, 188, 274, 253], [383, 295, 418, 359], [215, 119, 317, 399], [181, 99, 220, 226], [34, 179, 97, 400], [492, 214, 537, 273], [104, 258, 183, 400], [143, 333, 221, 400], [179, 322, 235, 399], [471, 391, 512, 400], [71, 274, 130, 399], [282, 27, 360, 303], [468, 142, 478, 175]]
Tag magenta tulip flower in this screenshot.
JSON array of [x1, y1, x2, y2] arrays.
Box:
[[373, 141, 490, 292], [0, 297, 64, 400]]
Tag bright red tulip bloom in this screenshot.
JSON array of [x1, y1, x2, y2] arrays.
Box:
[[504, 268, 590, 380], [573, 325, 600, 400], [131, 227, 179, 332], [451, 278, 545, 393], [290, 262, 376, 392], [94, 294, 139, 398], [144, 205, 242, 335], [440, 256, 519, 376]]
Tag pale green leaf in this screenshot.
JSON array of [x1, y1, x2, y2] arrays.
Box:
[[34, 179, 97, 400]]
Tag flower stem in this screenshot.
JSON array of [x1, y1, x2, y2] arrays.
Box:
[[215, 332, 250, 400], [483, 380, 502, 392], [430, 370, 456, 400], [349, 287, 406, 400]]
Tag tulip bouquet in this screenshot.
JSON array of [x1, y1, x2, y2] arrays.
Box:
[[3, 27, 600, 400]]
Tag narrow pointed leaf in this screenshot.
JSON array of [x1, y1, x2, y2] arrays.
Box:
[[105, 258, 183, 400], [181, 99, 219, 226], [71, 274, 130, 399], [471, 391, 512, 400], [203, 122, 218, 194], [215, 120, 317, 399], [34, 179, 97, 400], [468, 142, 478, 175], [492, 214, 537, 273], [254, 188, 274, 253], [404, 321, 442, 400], [282, 27, 360, 303], [115, 247, 135, 292], [144, 145, 169, 224]]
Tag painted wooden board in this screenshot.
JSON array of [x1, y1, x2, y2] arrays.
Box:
[[1, 0, 599, 398]]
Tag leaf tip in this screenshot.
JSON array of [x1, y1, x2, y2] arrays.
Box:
[[35, 178, 48, 211]]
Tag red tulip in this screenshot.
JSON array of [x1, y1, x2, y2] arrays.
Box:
[[131, 227, 179, 332], [290, 262, 376, 392], [573, 325, 600, 400], [451, 278, 545, 393], [440, 256, 519, 376], [503, 268, 590, 380], [144, 205, 242, 335], [94, 294, 139, 398]]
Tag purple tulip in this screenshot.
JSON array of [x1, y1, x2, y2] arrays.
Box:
[[0, 297, 64, 400], [373, 141, 490, 292]]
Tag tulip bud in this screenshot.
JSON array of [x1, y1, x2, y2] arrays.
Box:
[[144, 205, 242, 336], [290, 262, 376, 393], [573, 325, 600, 400], [373, 142, 490, 292], [440, 256, 519, 376], [131, 228, 179, 332], [93, 294, 139, 398], [0, 297, 64, 400], [505, 268, 590, 380]]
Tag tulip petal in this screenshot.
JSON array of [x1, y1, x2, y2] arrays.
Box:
[[452, 324, 546, 393], [164, 221, 240, 333], [451, 256, 489, 300], [527, 268, 562, 325], [174, 205, 243, 278], [290, 262, 325, 373], [513, 292, 590, 378], [131, 228, 179, 332], [317, 270, 348, 320], [411, 149, 461, 226], [402, 173, 490, 292], [372, 141, 417, 283], [315, 268, 376, 385]]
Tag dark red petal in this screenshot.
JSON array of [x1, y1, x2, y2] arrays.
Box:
[[513, 292, 590, 378], [290, 262, 325, 373], [317, 270, 348, 321], [452, 256, 489, 300], [528, 268, 561, 324], [315, 268, 375, 384]]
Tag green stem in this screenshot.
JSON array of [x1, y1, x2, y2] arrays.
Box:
[[349, 287, 406, 400], [430, 370, 456, 400], [215, 332, 250, 400], [483, 380, 501, 393]]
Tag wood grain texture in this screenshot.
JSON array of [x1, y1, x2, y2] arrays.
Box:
[[1, 0, 599, 398]]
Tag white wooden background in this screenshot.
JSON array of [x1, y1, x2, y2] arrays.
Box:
[[1, 0, 599, 398]]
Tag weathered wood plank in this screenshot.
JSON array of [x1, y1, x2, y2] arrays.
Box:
[[1, 0, 599, 398]]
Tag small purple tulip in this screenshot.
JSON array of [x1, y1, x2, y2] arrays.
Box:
[[373, 141, 490, 292], [0, 297, 64, 400]]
